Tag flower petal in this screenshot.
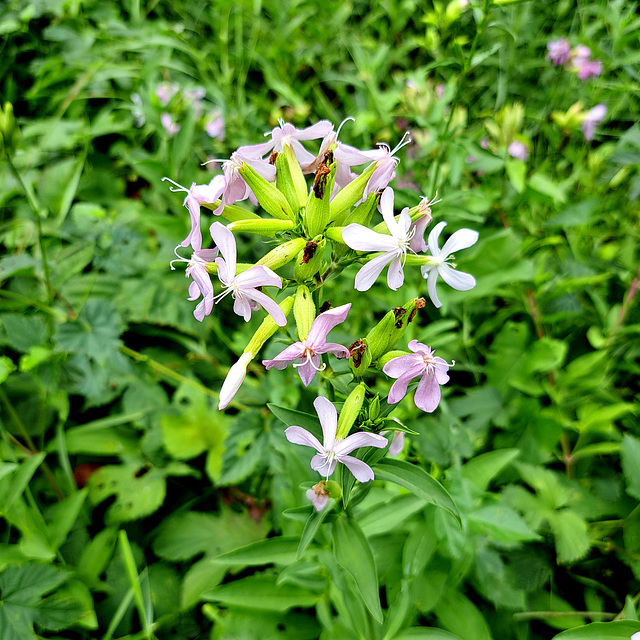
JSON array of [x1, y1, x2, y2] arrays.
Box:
[[386, 255, 405, 291], [425, 267, 442, 308], [262, 343, 305, 370], [354, 252, 395, 291], [382, 354, 424, 379], [427, 221, 447, 256], [388, 431, 405, 457], [314, 396, 337, 450], [210, 222, 237, 277], [414, 370, 441, 413], [233, 294, 253, 322], [306, 303, 351, 348], [236, 264, 282, 289], [297, 355, 320, 387], [338, 455, 375, 482], [440, 228, 479, 258], [334, 431, 388, 456], [438, 264, 476, 291], [311, 453, 336, 478], [387, 368, 423, 404], [316, 342, 351, 359], [218, 353, 251, 409], [343, 224, 397, 252], [245, 289, 287, 326], [285, 426, 324, 453], [294, 120, 334, 141], [409, 213, 430, 253]]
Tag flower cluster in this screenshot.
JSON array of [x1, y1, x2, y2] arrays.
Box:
[[166, 118, 478, 504], [546, 39, 602, 81]]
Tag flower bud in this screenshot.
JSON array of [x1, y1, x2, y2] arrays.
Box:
[[210, 202, 261, 223], [349, 337, 372, 377], [245, 295, 295, 356], [368, 395, 380, 421], [256, 237, 307, 270], [275, 150, 302, 215], [328, 162, 377, 224], [0, 102, 17, 152], [294, 236, 326, 282], [336, 383, 366, 440], [293, 284, 316, 340], [306, 153, 337, 237], [239, 162, 294, 220], [227, 218, 295, 238]]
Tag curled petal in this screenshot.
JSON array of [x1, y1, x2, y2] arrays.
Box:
[[187, 280, 200, 301], [182, 195, 203, 250], [316, 342, 351, 359], [306, 303, 351, 348], [414, 370, 442, 413], [193, 295, 213, 322], [354, 252, 396, 292], [388, 368, 422, 404], [262, 343, 306, 370], [314, 396, 337, 450], [440, 228, 479, 258], [339, 455, 375, 482], [409, 214, 431, 253], [438, 264, 476, 291], [233, 294, 253, 322], [388, 431, 405, 457], [285, 426, 324, 453]]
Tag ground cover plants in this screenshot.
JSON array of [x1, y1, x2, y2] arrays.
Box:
[[0, 0, 639, 638]]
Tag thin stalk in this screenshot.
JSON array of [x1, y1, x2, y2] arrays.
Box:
[[429, 0, 493, 195]]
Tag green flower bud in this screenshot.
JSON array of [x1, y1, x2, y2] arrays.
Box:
[[348, 338, 372, 377], [207, 202, 261, 222], [227, 218, 295, 238], [293, 284, 316, 340], [336, 383, 366, 440], [328, 162, 377, 224], [332, 192, 381, 260], [306, 153, 337, 237], [325, 226, 347, 245], [275, 150, 302, 215], [257, 237, 307, 271], [294, 236, 326, 282], [239, 162, 294, 220], [0, 102, 17, 152], [245, 295, 294, 356], [368, 395, 380, 421], [325, 480, 342, 500], [285, 145, 309, 209]]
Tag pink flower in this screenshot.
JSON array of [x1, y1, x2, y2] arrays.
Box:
[[262, 304, 351, 386], [306, 481, 330, 511], [480, 138, 489, 149], [383, 340, 453, 412], [161, 113, 179, 137], [170, 247, 219, 322], [342, 187, 425, 291], [210, 222, 286, 326], [162, 175, 226, 250], [156, 82, 179, 106], [388, 431, 405, 456], [508, 141, 529, 161], [576, 58, 602, 81], [284, 397, 388, 482], [546, 38, 572, 66], [582, 104, 607, 141]]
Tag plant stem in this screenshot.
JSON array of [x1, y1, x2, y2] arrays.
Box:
[[429, 0, 493, 195]]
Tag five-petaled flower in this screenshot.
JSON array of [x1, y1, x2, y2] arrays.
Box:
[[210, 222, 286, 326], [383, 340, 453, 412], [262, 304, 351, 386], [343, 187, 424, 291], [420, 221, 478, 308], [285, 396, 388, 482], [170, 247, 219, 322]]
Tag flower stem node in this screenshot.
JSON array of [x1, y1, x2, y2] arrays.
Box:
[[294, 236, 326, 282], [227, 218, 295, 238], [239, 162, 295, 220], [336, 383, 366, 441], [257, 238, 307, 271], [293, 284, 316, 340]]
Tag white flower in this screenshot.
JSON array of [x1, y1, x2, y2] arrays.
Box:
[[420, 222, 478, 308], [218, 352, 252, 410], [285, 397, 388, 482], [343, 187, 423, 291]]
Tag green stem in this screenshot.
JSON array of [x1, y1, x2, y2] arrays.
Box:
[[429, 0, 493, 195], [5, 153, 53, 304]]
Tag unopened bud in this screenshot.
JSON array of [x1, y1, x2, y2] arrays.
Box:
[[257, 238, 307, 270], [336, 383, 366, 440], [227, 218, 295, 238], [0, 102, 17, 152], [239, 162, 294, 220], [212, 203, 262, 223], [369, 395, 380, 421], [349, 338, 372, 377], [305, 154, 337, 237], [293, 284, 316, 340], [294, 236, 326, 282], [275, 149, 302, 214]]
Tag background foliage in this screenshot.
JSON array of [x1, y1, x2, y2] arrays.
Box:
[[1, 0, 639, 638]]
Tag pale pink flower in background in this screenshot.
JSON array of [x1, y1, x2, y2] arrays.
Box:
[[131, 93, 145, 127], [184, 87, 206, 116], [436, 84, 445, 99], [546, 38, 572, 66], [237, 120, 334, 165], [508, 141, 529, 161], [571, 45, 592, 66], [576, 58, 602, 81], [205, 110, 225, 140], [162, 174, 226, 250], [306, 482, 330, 511], [156, 82, 179, 106], [582, 104, 607, 141], [383, 340, 453, 412], [285, 396, 388, 482], [480, 138, 489, 149], [210, 222, 286, 326], [343, 187, 423, 291], [420, 221, 478, 308], [262, 304, 351, 386], [405, 79, 418, 91], [170, 247, 219, 322], [218, 352, 251, 410], [388, 431, 405, 456], [161, 113, 179, 137]]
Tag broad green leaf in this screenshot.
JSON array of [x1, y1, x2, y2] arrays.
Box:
[[202, 574, 319, 611], [0, 314, 47, 353], [45, 488, 88, 551], [268, 404, 322, 439], [0, 452, 46, 511], [505, 157, 526, 193], [548, 510, 591, 564], [621, 434, 640, 500], [359, 493, 427, 537], [333, 515, 383, 623], [461, 449, 520, 491], [553, 621, 640, 639], [373, 459, 460, 525], [213, 537, 300, 567], [528, 172, 567, 204], [77, 527, 119, 582], [546, 198, 599, 228], [433, 587, 494, 640], [298, 500, 334, 558], [526, 338, 568, 373], [208, 608, 320, 640], [468, 505, 542, 544], [0, 355, 16, 384]]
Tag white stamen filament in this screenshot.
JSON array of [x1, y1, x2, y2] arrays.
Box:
[[161, 177, 189, 194], [292, 348, 327, 372]]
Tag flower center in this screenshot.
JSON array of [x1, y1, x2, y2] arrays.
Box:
[[292, 344, 327, 372]]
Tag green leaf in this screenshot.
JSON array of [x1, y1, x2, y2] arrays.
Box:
[[1, 314, 48, 353], [0, 355, 16, 384], [213, 537, 300, 567], [333, 515, 383, 623], [0, 452, 46, 511], [202, 574, 319, 611], [433, 587, 494, 640], [468, 505, 542, 544], [298, 500, 334, 559], [208, 608, 320, 640], [548, 510, 591, 564], [268, 404, 322, 439], [528, 172, 567, 204], [621, 434, 640, 500], [552, 621, 640, 639], [505, 157, 526, 193], [394, 629, 463, 640], [526, 338, 568, 373], [373, 459, 460, 525], [461, 449, 520, 491], [45, 488, 88, 551], [546, 198, 599, 229]]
